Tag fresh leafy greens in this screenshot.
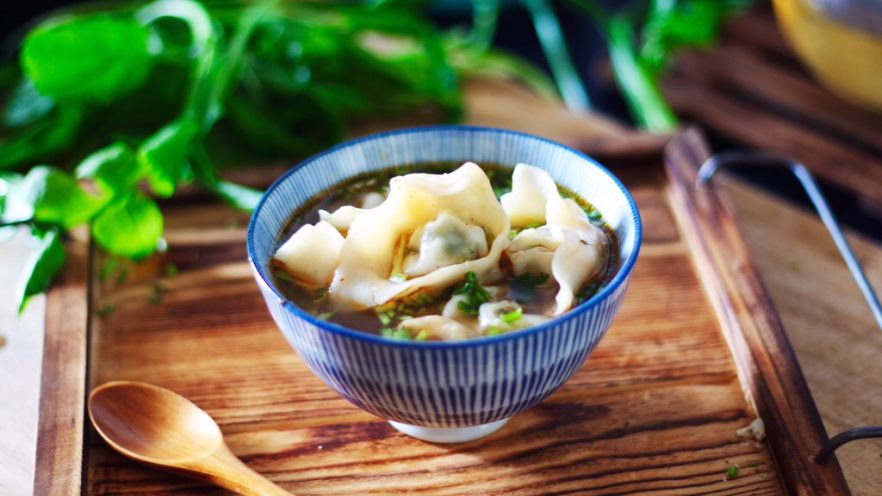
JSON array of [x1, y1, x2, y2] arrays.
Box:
[[0, 0, 554, 312], [17, 226, 65, 312], [568, 0, 752, 131]]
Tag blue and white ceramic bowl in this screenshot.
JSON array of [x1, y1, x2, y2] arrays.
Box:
[[248, 126, 641, 443]]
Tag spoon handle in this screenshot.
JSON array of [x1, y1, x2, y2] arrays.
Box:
[[202, 444, 292, 496]]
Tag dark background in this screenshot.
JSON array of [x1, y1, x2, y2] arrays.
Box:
[[4, 0, 879, 240]]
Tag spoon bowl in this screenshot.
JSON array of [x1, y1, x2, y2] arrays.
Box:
[[89, 381, 290, 496]]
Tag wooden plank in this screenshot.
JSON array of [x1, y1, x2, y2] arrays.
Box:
[[33, 236, 91, 496], [675, 43, 882, 152], [724, 177, 882, 495], [83, 162, 787, 494], [664, 128, 851, 495], [723, 7, 796, 60], [663, 75, 882, 205]]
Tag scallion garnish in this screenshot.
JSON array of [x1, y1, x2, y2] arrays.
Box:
[[454, 271, 491, 315], [501, 307, 522, 324], [726, 465, 739, 479]]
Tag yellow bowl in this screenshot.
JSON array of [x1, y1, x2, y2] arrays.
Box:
[[773, 0, 882, 112]]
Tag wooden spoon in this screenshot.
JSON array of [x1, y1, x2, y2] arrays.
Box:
[[89, 381, 291, 496]]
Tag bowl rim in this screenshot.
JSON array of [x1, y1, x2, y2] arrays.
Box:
[[247, 125, 642, 349]]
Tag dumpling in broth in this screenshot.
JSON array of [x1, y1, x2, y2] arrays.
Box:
[[404, 212, 489, 277], [500, 163, 559, 227], [502, 164, 607, 315], [273, 221, 344, 287], [330, 162, 510, 310]]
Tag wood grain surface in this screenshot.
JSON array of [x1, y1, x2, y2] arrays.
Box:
[[664, 6, 882, 210], [33, 235, 90, 496], [75, 146, 794, 495], [665, 130, 849, 495], [723, 178, 882, 496]]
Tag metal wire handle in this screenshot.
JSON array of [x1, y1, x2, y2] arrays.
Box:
[[697, 151, 882, 465]]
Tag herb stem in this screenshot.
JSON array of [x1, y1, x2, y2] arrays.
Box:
[[521, 0, 591, 112], [469, 0, 501, 52], [606, 16, 678, 133]]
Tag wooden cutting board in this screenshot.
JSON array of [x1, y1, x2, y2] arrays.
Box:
[[33, 124, 850, 494]]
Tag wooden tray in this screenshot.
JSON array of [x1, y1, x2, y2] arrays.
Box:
[[33, 128, 850, 495]]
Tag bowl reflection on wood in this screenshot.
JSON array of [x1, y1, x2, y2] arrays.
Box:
[[247, 126, 642, 442]]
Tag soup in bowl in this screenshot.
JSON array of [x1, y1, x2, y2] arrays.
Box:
[[248, 126, 641, 442]]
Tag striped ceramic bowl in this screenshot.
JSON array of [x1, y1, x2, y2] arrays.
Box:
[[248, 126, 641, 443]]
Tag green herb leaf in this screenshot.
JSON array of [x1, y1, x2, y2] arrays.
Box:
[[22, 166, 105, 229], [91, 192, 163, 258], [17, 226, 66, 313], [0, 172, 33, 223], [76, 142, 142, 195], [21, 14, 152, 103], [3, 78, 54, 128], [0, 106, 84, 170], [138, 118, 198, 197]]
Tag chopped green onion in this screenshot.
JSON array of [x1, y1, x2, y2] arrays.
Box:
[[415, 329, 430, 341], [500, 307, 522, 323], [454, 271, 491, 315], [486, 327, 503, 336], [377, 311, 393, 326], [148, 282, 165, 305], [163, 263, 179, 278], [380, 327, 395, 338], [96, 303, 115, 317], [390, 271, 408, 283], [317, 311, 334, 320], [273, 270, 296, 283], [726, 465, 739, 479], [392, 328, 411, 340], [313, 287, 329, 305]]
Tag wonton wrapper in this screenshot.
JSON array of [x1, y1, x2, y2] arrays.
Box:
[[502, 164, 607, 315], [329, 162, 510, 310], [398, 315, 478, 341], [273, 221, 344, 287], [500, 163, 559, 227]]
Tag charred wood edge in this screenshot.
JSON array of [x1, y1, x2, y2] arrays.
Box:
[[664, 127, 852, 495], [697, 150, 882, 467]]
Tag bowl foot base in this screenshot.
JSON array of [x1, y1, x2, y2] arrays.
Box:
[[389, 418, 509, 443]]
